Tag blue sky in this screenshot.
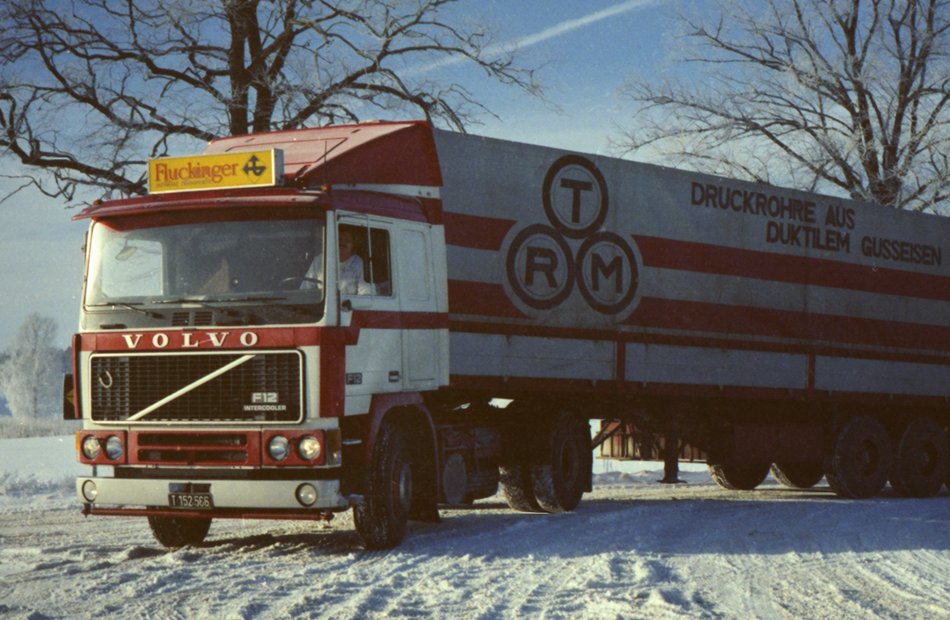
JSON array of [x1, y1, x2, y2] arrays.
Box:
[[0, 0, 689, 349]]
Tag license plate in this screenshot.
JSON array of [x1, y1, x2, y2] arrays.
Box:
[[168, 493, 214, 510]]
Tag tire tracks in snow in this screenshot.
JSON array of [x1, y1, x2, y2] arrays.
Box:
[[0, 484, 947, 618]]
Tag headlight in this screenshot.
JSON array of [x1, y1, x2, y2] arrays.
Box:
[[268, 435, 290, 461], [298, 435, 322, 461], [81, 436, 101, 460], [104, 436, 124, 460]]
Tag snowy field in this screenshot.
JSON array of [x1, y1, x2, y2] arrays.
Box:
[[1, 436, 948, 619]]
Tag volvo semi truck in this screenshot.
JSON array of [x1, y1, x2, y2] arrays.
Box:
[[65, 121, 949, 549]]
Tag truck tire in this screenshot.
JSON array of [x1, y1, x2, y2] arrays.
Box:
[[353, 423, 412, 549], [708, 461, 770, 490], [770, 462, 824, 489], [824, 416, 892, 499], [531, 415, 590, 513], [147, 515, 211, 548], [499, 463, 542, 512], [890, 417, 948, 498]]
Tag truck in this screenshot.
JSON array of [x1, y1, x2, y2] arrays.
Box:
[[65, 120, 950, 549]]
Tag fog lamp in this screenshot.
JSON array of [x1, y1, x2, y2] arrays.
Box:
[[298, 435, 322, 461], [268, 435, 290, 461], [81, 436, 101, 460], [81, 480, 98, 502], [296, 483, 318, 507]]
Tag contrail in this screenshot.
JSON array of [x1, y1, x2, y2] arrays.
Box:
[[413, 0, 664, 74], [508, 0, 664, 51]]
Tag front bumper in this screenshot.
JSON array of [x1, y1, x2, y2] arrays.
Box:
[[77, 476, 349, 516]]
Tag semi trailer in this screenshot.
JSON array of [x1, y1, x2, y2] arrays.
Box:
[[65, 121, 949, 549]]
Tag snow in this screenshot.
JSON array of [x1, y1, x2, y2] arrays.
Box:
[[1, 436, 948, 619]]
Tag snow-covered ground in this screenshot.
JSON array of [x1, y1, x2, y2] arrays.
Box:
[[1, 436, 948, 619]]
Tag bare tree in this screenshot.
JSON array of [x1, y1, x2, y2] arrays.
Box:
[[0, 0, 539, 202], [618, 0, 949, 213], [0, 314, 61, 420]]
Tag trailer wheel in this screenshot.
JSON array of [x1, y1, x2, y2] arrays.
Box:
[[824, 415, 892, 499], [531, 415, 590, 513], [147, 515, 211, 548], [708, 461, 770, 490], [771, 462, 824, 489], [353, 423, 412, 549], [890, 417, 948, 498], [499, 463, 542, 512]]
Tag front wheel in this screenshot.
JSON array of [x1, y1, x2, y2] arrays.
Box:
[[147, 515, 211, 548], [353, 423, 412, 549]]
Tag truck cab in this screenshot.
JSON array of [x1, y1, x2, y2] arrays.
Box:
[[67, 122, 472, 549]]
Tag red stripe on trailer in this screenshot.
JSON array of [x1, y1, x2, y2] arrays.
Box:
[[448, 319, 949, 367], [447, 280, 529, 319], [624, 297, 950, 352], [448, 374, 949, 407], [635, 235, 950, 302], [443, 211, 517, 250]]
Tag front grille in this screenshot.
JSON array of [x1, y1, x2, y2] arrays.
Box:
[[132, 432, 253, 465], [90, 352, 302, 423]]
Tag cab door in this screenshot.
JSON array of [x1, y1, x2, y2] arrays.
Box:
[[336, 216, 403, 412], [395, 222, 445, 390]]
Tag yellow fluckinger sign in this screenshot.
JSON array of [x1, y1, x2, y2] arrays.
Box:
[[148, 149, 284, 194]]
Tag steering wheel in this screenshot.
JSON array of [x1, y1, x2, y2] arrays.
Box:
[[279, 276, 321, 290]]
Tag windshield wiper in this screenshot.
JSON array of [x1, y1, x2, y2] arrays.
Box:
[[211, 295, 287, 303], [151, 297, 215, 306], [151, 295, 287, 305], [89, 302, 163, 319]]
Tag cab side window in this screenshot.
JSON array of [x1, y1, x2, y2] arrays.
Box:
[[339, 223, 392, 296]]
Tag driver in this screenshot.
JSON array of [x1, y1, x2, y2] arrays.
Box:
[[301, 227, 373, 295]]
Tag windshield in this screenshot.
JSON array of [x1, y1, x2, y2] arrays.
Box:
[[84, 213, 325, 323]]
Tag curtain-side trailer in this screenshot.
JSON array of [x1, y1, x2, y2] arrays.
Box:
[[65, 121, 949, 549]]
